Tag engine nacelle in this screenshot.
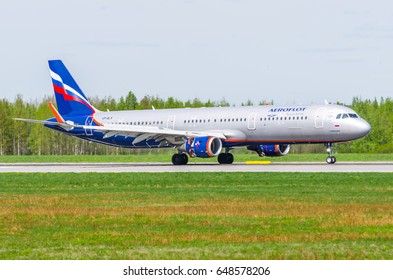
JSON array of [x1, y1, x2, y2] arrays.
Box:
[[182, 136, 223, 158], [248, 144, 291, 157], [261, 144, 290, 156]]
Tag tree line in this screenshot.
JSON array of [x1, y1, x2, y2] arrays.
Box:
[[0, 92, 392, 156]]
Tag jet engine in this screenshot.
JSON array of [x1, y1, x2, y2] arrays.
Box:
[[181, 136, 222, 158], [247, 144, 291, 157]]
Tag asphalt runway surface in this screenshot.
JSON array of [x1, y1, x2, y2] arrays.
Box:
[[0, 162, 392, 173]]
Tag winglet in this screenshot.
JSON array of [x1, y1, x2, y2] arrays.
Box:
[[48, 102, 65, 123]]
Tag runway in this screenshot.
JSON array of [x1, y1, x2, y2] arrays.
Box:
[[0, 162, 392, 173]]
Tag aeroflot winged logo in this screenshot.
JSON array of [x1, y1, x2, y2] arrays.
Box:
[[268, 107, 306, 113], [50, 70, 95, 114]]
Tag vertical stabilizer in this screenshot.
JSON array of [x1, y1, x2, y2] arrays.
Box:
[[48, 60, 96, 116]]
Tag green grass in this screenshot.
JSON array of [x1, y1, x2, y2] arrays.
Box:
[[0, 173, 392, 259], [0, 153, 392, 163]]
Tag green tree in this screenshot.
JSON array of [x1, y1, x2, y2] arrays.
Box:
[[0, 99, 14, 155], [124, 91, 138, 110]]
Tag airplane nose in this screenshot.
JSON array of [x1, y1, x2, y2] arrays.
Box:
[[356, 120, 371, 138]]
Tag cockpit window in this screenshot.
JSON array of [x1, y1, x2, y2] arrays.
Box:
[[349, 113, 358, 118], [342, 114, 349, 119], [336, 114, 342, 119]]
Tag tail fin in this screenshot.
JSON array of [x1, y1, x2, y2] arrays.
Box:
[[48, 60, 96, 116]]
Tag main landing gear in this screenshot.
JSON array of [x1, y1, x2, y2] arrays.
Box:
[[325, 143, 336, 164], [171, 150, 234, 165], [217, 153, 234, 164], [172, 153, 188, 165], [218, 148, 234, 164]]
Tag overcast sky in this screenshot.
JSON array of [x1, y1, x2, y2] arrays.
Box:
[[1, 0, 393, 106]]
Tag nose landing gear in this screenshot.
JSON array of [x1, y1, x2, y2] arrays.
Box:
[[325, 143, 336, 164]]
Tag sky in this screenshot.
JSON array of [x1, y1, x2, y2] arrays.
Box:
[[1, 0, 393, 106]]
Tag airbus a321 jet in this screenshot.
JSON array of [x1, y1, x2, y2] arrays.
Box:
[[14, 60, 371, 165]]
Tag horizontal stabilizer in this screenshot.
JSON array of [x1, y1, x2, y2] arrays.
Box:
[[13, 118, 74, 131]]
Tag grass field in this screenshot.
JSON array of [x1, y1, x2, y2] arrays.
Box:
[[0, 153, 392, 163], [0, 173, 392, 260]]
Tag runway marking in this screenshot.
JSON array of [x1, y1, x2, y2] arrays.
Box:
[[246, 161, 271, 165]]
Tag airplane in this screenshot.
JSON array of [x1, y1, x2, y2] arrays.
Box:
[[14, 60, 371, 165]]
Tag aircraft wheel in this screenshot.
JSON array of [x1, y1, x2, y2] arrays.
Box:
[[172, 154, 182, 165], [226, 153, 234, 164], [172, 153, 188, 165], [326, 156, 336, 164], [181, 153, 188, 165], [218, 153, 234, 164]]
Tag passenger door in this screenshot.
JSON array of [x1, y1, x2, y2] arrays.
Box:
[[247, 113, 257, 131], [167, 115, 176, 130]]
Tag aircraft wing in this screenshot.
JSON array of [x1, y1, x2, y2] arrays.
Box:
[[82, 124, 227, 145], [14, 118, 228, 146]]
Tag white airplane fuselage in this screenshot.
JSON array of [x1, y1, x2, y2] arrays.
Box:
[[83, 104, 370, 148], [15, 60, 371, 165]]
